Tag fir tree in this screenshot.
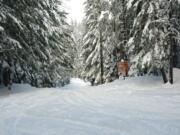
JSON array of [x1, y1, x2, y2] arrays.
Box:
[[81, 0, 115, 84], [127, 0, 178, 75], [0, 0, 74, 87]]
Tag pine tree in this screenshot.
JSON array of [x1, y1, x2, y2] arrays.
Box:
[[109, 0, 132, 78], [81, 0, 102, 84], [81, 0, 116, 84], [81, 0, 180, 85], [126, 0, 180, 83], [168, 0, 180, 84], [0, 0, 74, 87], [70, 20, 85, 77]]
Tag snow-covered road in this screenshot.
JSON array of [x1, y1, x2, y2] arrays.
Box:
[[0, 71, 180, 135]]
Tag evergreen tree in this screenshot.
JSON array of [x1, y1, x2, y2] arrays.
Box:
[[0, 0, 74, 87], [127, 0, 180, 80], [81, 0, 116, 84], [70, 20, 85, 77], [81, 0, 180, 85]]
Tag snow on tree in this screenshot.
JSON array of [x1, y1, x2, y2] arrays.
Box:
[[0, 0, 74, 87], [81, 0, 180, 84], [70, 20, 85, 77], [81, 0, 117, 84], [127, 0, 180, 79]]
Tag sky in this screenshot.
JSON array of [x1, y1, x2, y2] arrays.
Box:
[[65, 0, 85, 23]]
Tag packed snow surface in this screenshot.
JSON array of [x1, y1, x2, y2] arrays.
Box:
[[1, 70, 180, 135]]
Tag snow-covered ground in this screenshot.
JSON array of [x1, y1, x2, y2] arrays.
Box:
[[0, 69, 180, 135]]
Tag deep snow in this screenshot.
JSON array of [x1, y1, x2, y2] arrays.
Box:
[[0, 69, 180, 135]]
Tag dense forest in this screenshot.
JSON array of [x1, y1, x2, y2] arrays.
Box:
[[81, 0, 180, 85], [0, 0, 180, 88]]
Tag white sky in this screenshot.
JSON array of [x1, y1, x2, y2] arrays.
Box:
[[65, 0, 85, 23]]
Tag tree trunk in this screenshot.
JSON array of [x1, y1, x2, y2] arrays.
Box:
[[160, 68, 168, 84], [100, 30, 104, 84], [169, 63, 173, 84], [169, 44, 174, 84], [168, 1, 174, 84]]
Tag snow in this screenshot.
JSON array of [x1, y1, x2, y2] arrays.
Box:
[[8, 14, 24, 30], [142, 52, 152, 68], [2, 61, 10, 68], [147, 3, 154, 14], [127, 0, 134, 9], [1, 70, 180, 135], [99, 11, 112, 21], [6, 37, 22, 49], [0, 26, 4, 32]]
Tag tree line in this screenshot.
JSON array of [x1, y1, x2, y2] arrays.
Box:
[[80, 0, 180, 85]]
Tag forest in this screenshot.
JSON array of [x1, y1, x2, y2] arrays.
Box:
[[0, 1, 180, 134], [0, 0, 180, 88]]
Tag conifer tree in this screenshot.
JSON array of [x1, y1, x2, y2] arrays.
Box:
[[126, 0, 180, 83], [0, 0, 74, 87], [81, 0, 116, 84]]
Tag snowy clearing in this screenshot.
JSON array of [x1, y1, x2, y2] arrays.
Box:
[[0, 70, 180, 135]]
